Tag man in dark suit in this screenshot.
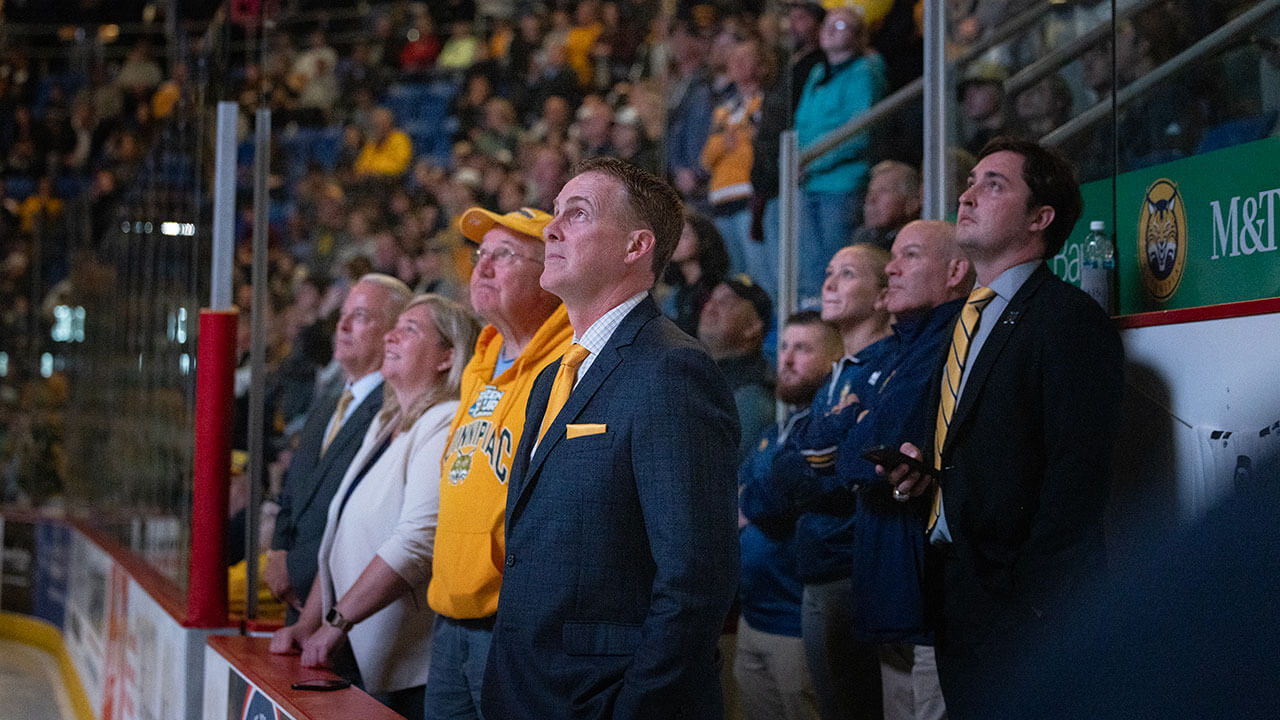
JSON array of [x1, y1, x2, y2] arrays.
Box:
[[890, 138, 1124, 718], [265, 274, 412, 622], [481, 157, 740, 720]]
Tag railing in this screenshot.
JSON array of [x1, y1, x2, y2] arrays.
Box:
[[777, 0, 1085, 322], [1043, 0, 1280, 147], [775, 0, 1279, 324]]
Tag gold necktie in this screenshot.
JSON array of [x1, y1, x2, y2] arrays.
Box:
[[537, 344, 590, 444], [928, 286, 997, 531], [321, 388, 355, 455]]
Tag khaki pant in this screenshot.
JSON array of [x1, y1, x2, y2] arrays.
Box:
[[880, 643, 948, 720], [733, 618, 819, 720]]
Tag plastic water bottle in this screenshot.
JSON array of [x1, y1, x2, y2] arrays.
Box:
[[1080, 220, 1116, 315]]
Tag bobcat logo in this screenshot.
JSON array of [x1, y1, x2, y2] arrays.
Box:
[[1138, 179, 1187, 302], [1145, 195, 1178, 278]]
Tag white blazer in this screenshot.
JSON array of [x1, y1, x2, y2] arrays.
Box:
[[316, 399, 458, 694]]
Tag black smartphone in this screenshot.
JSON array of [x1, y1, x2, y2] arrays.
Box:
[[861, 445, 935, 479], [291, 678, 352, 691]]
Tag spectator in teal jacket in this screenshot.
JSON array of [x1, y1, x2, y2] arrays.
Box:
[[794, 1, 887, 307]]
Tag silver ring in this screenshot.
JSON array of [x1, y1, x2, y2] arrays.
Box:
[[892, 488, 908, 501]]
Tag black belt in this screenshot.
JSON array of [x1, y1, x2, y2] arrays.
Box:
[[442, 614, 496, 631]]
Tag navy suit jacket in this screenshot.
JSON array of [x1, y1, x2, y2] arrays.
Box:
[[270, 382, 384, 604], [482, 296, 740, 720], [930, 264, 1124, 654]]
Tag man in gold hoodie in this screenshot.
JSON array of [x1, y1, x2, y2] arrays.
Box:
[[426, 206, 573, 720]]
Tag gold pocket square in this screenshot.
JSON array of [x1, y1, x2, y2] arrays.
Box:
[[566, 423, 607, 439]]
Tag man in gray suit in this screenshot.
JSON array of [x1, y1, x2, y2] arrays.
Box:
[[482, 158, 740, 719], [265, 274, 411, 621]]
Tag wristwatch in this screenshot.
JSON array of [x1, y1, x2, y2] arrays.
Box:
[[325, 607, 354, 632]]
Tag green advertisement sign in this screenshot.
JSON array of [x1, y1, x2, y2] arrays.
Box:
[[1050, 136, 1280, 315]]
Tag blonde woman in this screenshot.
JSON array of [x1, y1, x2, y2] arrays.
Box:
[[271, 294, 479, 717]]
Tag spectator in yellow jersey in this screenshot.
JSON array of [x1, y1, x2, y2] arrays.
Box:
[[354, 107, 413, 180], [425, 206, 572, 720]]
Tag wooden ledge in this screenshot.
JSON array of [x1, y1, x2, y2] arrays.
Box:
[[207, 635, 402, 720]]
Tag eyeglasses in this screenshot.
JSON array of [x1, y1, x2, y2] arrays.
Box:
[[472, 245, 543, 266], [826, 19, 851, 31]]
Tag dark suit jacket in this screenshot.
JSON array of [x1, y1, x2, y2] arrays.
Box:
[[270, 382, 384, 607], [481, 296, 740, 720], [931, 264, 1124, 653]]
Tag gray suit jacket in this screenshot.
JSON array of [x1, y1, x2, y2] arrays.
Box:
[[271, 382, 384, 606]]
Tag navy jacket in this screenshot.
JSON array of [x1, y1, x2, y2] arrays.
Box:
[[482, 296, 740, 720], [831, 298, 963, 644], [738, 410, 808, 637], [766, 336, 898, 583]]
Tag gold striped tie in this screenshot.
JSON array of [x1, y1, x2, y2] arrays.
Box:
[[321, 388, 355, 455], [928, 287, 997, 531], [537, 344, 591, 444]]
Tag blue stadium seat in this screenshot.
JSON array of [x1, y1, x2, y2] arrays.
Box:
[[32, 71, 84, 116], [402, 120, 455, 167], [1194, 111, 1279, 154], [1126, 149, 1185, 172], [54, 174, 90, 198], [5, 175, 37, 200], [383, 79, 460, 125], [311, 126, 344, 170]]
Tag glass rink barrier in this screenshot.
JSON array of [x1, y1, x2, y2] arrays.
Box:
[[0, 513, 401, 720]]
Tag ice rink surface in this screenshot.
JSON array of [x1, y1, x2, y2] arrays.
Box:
[[0, 639, 76, 720]]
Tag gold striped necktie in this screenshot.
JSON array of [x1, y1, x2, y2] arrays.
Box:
[[928, 286, 997, 531], [321, 388, 355, 455], [537, 344, 591, 444]]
